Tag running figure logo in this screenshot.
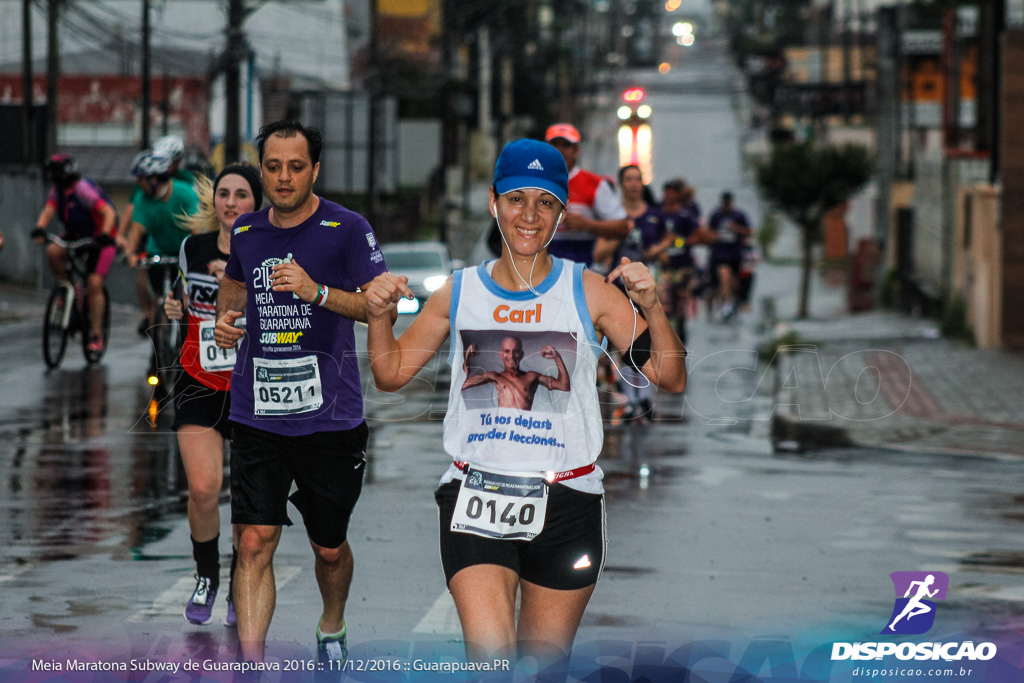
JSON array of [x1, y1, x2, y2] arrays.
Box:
[[881, 571, 949, 635]]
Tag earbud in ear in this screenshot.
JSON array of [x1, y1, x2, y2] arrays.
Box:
[[491, 204, 497, 219]]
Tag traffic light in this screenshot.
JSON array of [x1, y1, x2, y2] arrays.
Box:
[[622, 87, 645, 104], [618, 87, 651, 124]]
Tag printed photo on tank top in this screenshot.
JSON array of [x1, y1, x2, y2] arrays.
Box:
[[460, 329, 576, 416], [445, 260, 604, 475]]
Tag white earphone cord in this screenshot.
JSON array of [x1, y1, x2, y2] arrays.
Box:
[[493, 200, 651, 390], [569, 300, 652, 390]]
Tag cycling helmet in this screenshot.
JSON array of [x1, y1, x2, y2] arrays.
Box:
[[130, 150, 152, 177], [153, 135, 185, 163], [45, 154, 78, 183], [132, 152, 173, 178]]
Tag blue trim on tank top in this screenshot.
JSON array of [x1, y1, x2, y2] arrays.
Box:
[[475, 257, 563, 300], [447, 268, 464, 367], [572, 261, 605, 358]]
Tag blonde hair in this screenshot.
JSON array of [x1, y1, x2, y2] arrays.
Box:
[[176, 175, 219, 234]]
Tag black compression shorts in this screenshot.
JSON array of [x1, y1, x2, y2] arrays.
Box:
[[435, 479, 606, 590], [171, 370, 231, 437]]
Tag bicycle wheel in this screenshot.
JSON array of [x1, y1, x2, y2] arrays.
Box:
[[42, 284, 72, 368], [82, 286, 111, 364], [151, 305, 181, 397]]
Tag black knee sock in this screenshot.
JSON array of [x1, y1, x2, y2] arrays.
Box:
[[192, 535, 220, 591]]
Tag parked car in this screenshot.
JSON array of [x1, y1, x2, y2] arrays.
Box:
[[381, 241, 459, 314]]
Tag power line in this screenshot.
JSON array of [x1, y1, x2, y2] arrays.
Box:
[[85, 0, 222, 42]]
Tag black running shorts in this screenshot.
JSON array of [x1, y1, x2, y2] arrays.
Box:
[[171, 370, 231, 437], [229, 421, 367, 549], [435, 479, 606, 590]]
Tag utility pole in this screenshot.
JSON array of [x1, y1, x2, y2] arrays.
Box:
[[22, 0, 33, 163], [224, 0, 245, 165], [161, 70, 170, 136], [976, 0, 1006, 177], [141, 0, 151, 148], [439, 0, 453, 244], [477, 25, 492, 147], [366, 0, 380, 229], [875, 6, 899, 249], [842, 0, 852, 122], [46, 0, 59, 155]]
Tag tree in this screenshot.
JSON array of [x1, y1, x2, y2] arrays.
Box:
[[756, 141, 872, 319]]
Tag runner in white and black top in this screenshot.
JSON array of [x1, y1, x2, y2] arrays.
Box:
[[363, 139, 688, 666], [163, 162, 262, 627]]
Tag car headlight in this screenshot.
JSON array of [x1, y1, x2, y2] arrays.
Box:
[[396, 297, 421, 314], [423, 275, 447, 292]]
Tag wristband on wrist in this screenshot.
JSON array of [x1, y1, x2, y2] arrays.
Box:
[[315, 284, 329, 307]]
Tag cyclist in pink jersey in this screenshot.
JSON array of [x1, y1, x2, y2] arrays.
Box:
[[32, 154, 118, 353]]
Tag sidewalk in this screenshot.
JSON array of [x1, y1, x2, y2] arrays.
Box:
[[753, 221, 1024, 458]]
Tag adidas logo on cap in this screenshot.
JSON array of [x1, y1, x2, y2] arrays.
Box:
[[527, 159, 544, 171]]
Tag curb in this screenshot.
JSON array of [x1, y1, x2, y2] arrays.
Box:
[[770, 412, 855, 453]]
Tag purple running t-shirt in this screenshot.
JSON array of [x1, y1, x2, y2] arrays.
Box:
[[225, 198, 387, 436]]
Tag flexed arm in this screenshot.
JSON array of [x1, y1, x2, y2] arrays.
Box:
[[365, 272, 451, 392], [537, 345, 570, 392], [591, 259, 687, 393]]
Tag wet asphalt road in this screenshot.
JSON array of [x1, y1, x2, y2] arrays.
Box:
[[1, 37, 1022, 682]]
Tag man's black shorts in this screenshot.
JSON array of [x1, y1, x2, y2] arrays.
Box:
[[435, 480, 606, 590], [229, 421, 368, 549], [710, 257, 742, 288], [171, 370, 231, 437]]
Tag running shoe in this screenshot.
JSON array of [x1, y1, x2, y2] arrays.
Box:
[[87, 335, 105, 354], [316, 620, 347, 667], [185, 575, 217, 625], [224, 597, 237, 627]]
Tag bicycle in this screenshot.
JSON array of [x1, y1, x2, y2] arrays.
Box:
[[39, 234, 111, 368], [137, 254, 182, 397]]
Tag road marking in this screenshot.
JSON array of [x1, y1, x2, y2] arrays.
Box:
[[129, 566, 302, 622], [412, 591, 461, 634], [0, 563, 34, 584]]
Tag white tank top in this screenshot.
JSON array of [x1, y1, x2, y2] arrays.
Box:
[[441, 258, 605, 494]]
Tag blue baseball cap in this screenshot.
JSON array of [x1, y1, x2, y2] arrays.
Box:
[[493, 139, 569, 207]]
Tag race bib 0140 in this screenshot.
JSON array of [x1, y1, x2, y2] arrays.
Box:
[[451, 466, 548, 541]]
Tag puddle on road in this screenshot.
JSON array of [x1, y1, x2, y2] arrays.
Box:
[[997, 494, 1024, 523], [602, 565, 656, 576], [31, 614, 77, 633], [588, 613, 643, 628], [959, 550, 1024, 575], [1, 367, 196, 569]]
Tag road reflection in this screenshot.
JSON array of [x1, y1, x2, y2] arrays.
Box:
[[1, 366, 195, 565]]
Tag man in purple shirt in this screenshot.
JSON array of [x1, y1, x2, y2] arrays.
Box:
[[214, 120, 389, 666], [708, 191, 753, 319]]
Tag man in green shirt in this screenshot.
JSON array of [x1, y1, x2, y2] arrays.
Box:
[[119, 138, 196, 336], [125, 152, 199, 319]]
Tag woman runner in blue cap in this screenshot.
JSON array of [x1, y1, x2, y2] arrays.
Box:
[[363, 138, 687, 664]]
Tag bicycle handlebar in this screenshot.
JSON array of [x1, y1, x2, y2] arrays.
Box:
[[136, 254, 180, 269], [45, 234, 96, 250]]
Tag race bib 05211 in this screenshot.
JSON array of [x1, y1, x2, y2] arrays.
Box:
[[252, 354, 323, 416]]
